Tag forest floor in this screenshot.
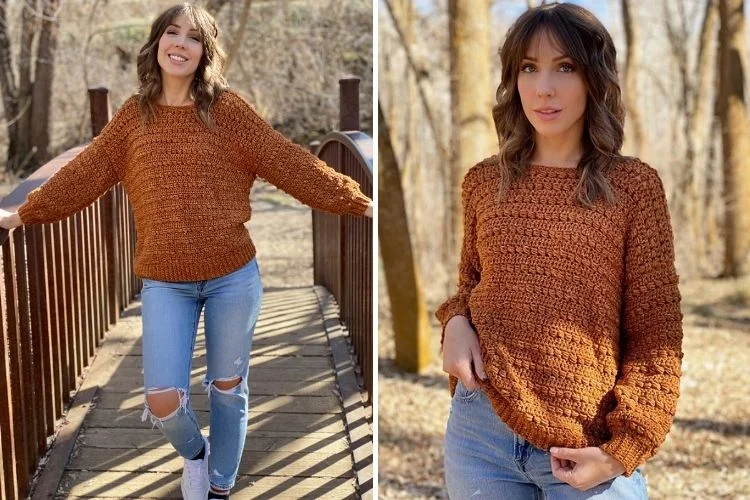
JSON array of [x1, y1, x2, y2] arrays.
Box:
[[378, 274, 750, 499]]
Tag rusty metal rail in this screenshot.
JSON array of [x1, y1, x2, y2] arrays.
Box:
[[0, 88, 138, 499], [313, 77, 373, 401]]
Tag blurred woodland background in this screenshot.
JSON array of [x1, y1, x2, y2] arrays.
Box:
[[379, 0, 750, 498], [0, 0, 372, 187]]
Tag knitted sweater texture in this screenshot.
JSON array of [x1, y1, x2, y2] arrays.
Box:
[[18, 90, 371, 281], [435, 156, 683, 476]]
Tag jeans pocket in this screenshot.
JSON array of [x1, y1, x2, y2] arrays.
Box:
[[455, 378, 480, 402]]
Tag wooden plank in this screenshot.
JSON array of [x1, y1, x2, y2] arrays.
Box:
[[95, 392, 342, 414], [78, 428, 350, 454], [110, 343, 331, 357], [315, 286, 373, 499], [58, 471, 356, 499], [115, 354, 333, 370], [85, 409, 346, 434], [110, 366, 335, 382], [103, 377, 337, 396], [27, 300, 144, 499], [67, 447, 354, 478]]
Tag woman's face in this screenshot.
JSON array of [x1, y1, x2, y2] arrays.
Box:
[[517, 30, 587, 144], [157, 13, 203, 81]]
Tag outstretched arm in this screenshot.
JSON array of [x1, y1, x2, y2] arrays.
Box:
[[234, 95, 372, 216], [14, 97, 136, 226]]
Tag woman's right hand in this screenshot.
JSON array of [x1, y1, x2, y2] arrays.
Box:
[[442, 315, 487, 390]]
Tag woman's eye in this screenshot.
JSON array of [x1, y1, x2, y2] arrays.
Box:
[[521, 63, 535, 73], [560, 62, 575, 73]]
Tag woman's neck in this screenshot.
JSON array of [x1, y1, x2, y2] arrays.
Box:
[[159, 74, 194, 106], [531, 132, 584, 168]]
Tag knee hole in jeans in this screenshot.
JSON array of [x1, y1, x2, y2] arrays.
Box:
[[142, 387, 188, 426]]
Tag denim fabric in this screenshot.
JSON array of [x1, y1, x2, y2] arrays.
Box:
[[444, 380, 649, 499], [139, 257, 263, 491]]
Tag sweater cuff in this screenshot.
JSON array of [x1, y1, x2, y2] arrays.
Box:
[[17, 200, 43, 226], [599, 432, 656, 476], [434, 299, 471, 348], [346, 193, 371, 216]]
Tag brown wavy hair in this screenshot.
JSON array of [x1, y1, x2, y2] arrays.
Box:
[[136, 3, 227, 127], [493, 2, 627, 206]]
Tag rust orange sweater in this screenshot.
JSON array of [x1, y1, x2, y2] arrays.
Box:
[[18, 90, 371, 281], [436, 156, 683, 476]]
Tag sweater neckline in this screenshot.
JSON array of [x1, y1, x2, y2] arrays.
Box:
[[528, 163, 578, 178], [155, 102, 196, 111]]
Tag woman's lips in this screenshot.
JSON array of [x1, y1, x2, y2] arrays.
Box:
[[534, 109, 562, 121]]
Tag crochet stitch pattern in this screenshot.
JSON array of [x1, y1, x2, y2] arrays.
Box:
[[18, 90, 371, 281], [435, 155, 683, 476]]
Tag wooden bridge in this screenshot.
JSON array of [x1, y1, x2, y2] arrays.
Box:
[[0, 80, 372, 499]]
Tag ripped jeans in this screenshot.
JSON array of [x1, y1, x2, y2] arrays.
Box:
[[139, 257, 263, 491]]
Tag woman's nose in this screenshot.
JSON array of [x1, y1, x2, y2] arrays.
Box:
[[536, 74, 555, 97]]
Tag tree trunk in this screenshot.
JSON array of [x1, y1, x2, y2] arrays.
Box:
[[718, 0, 750, 276], [621, 0, 644, 156], [30, 0, 61, 167], [0, 1, 20, 169], [448, 0, 493, 278], [378, 103, 431, 373], [223, 0, 252, 73], [689, 0, 719, 274], [204, 0, 231, 16]]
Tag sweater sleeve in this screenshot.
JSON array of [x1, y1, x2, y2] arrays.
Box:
[[18, 98, 134, 225], [434, 166, 482, 348], [235, 96, 371, 216], [599, 166, 684, 476]]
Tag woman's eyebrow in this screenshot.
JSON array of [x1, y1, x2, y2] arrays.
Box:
[[168, 22, 200, 32]]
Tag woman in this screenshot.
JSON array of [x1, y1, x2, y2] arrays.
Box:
[[0, 3, 372, 499], [437, 3, 682, 499]]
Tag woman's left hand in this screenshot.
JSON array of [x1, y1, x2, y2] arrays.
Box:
[[549, 446, 625, 491], [0, 209, 22, 230], [363, 204, 373, 218]]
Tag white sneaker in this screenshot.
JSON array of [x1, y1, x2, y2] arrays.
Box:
[[181, 435, 210, 500]]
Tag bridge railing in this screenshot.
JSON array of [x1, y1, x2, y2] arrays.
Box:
[[312, 77, 373, 401], [0, 88, 139, 500]]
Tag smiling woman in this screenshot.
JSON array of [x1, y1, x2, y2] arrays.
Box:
[[0, 2, 372, 500]]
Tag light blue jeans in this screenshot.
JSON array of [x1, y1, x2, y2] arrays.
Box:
[[444, 380, 649, 499], [139, 257, 263, 491]]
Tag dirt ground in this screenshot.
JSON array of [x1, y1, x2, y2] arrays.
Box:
[[378, 274, 750, 499]]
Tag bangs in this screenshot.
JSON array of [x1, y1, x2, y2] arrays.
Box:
[[509, 9, 590, 73]]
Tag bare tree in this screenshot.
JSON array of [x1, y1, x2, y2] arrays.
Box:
[[718, 0, 750, 276], [379, 103, 431, 373], [223, 0, 252, 73], [621, 0, 644, 155], [0, 0, 61, 174], [448, 0, 493, 272]]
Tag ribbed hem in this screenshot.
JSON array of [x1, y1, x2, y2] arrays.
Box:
[[599, 432, 655, 477], [467, 378, 612, 456], [135, 241, 257, 282]]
